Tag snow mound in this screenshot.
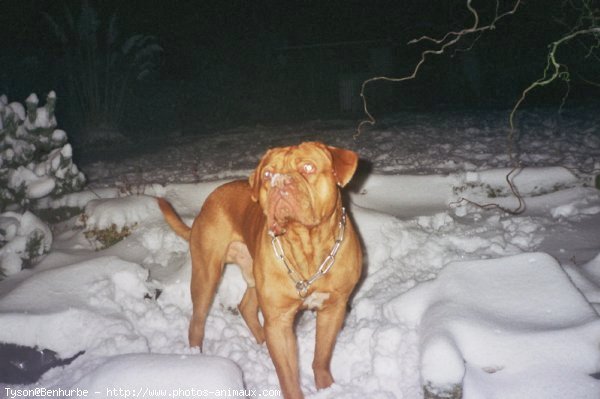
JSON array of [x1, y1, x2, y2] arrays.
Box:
[[0, 257, 152, 357], [350, 174, 456, 217], [81, 195, 163, 230], [385, 252, 600, 398], [349, 167, 580, 218], [73, 353, 245, 399]]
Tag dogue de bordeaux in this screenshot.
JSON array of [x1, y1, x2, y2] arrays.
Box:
[[158, 142, 362, 399]]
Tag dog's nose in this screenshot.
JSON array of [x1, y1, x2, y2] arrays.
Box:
[[270, 173, 292, 189]]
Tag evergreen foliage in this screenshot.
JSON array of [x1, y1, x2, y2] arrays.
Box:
[[0, 92, 85, 212]]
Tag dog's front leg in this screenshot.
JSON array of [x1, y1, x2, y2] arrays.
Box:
[[312, 296, 348, 390], [263, 306, 303, 399], [238, 286, 265, 344]]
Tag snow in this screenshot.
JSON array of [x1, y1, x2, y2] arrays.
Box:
[[7, 145, 81, 200], [73, 354, 245, 399], [8, 166, 55, 199], [0, 211, 52, 276], [80, 195, 164, 231], [1, 107, 600, 398], [7, 103, 25, 122], [385, 253, 600, 398], [23, 92, 57, 131]]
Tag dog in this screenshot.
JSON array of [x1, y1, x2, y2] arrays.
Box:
[[158, 142, 362, 399]]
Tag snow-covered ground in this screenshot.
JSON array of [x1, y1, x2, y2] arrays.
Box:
[[1, 107, 600, 398]]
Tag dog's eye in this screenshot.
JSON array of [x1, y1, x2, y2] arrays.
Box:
[[302, 163, 316, 175], [263, 170, 273, 180]]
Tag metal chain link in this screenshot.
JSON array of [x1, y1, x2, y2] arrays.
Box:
[[269, 207, 347, 298]]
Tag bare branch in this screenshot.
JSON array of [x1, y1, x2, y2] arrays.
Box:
[[355, 0, 522, 138], [409, 0, 520, 45], [355, 0, 526, 214]]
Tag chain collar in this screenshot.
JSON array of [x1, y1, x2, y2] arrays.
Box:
[[269, 207, 347, 298]]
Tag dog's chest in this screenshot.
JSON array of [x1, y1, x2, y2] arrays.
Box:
[[302, 292, 330, 310]]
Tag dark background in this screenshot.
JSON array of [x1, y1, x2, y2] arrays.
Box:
[[1, 0, 598, 143]]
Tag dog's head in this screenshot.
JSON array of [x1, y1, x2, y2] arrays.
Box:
[[249, 142, 358, 234]]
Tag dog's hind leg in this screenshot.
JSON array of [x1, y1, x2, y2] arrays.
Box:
[[188, 239, 225, 350], [227, 241, 265, 344]]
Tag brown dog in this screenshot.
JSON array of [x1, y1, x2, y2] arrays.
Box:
[[158, 142, 362, 399]]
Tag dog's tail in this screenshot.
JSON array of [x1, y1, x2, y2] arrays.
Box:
[[157, 197, 191, 241]]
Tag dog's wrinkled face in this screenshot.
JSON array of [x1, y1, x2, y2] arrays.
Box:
[[249, 142, 358, 235]]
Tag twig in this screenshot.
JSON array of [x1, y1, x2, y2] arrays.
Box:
[[508, 26, 600, 168], [576, 72, 600, 88], [509, 27, 600, 145], [449, 166, 526, 215]]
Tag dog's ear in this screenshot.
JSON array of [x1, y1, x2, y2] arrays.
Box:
[[328, 146, 359, 187], [249, 168, 261, 202], [249, 150, 270, 202]]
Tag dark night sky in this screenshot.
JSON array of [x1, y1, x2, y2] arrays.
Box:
[[1, 1, 596, 135]]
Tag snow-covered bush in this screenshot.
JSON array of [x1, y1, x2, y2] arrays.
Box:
[[0, 92, 85, 212], [0, 210, 52, 276], [0, 92, 84, 277], [78, 195, 162, 250]]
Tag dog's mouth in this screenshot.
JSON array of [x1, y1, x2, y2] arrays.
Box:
[[266, 183, 315, 235]]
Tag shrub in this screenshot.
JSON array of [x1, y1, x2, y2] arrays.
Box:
[[0, 92, 85, 212], [83, 222, 134, 250]]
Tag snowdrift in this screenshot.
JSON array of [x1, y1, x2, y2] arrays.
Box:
[[386, 252, 600, 399]]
